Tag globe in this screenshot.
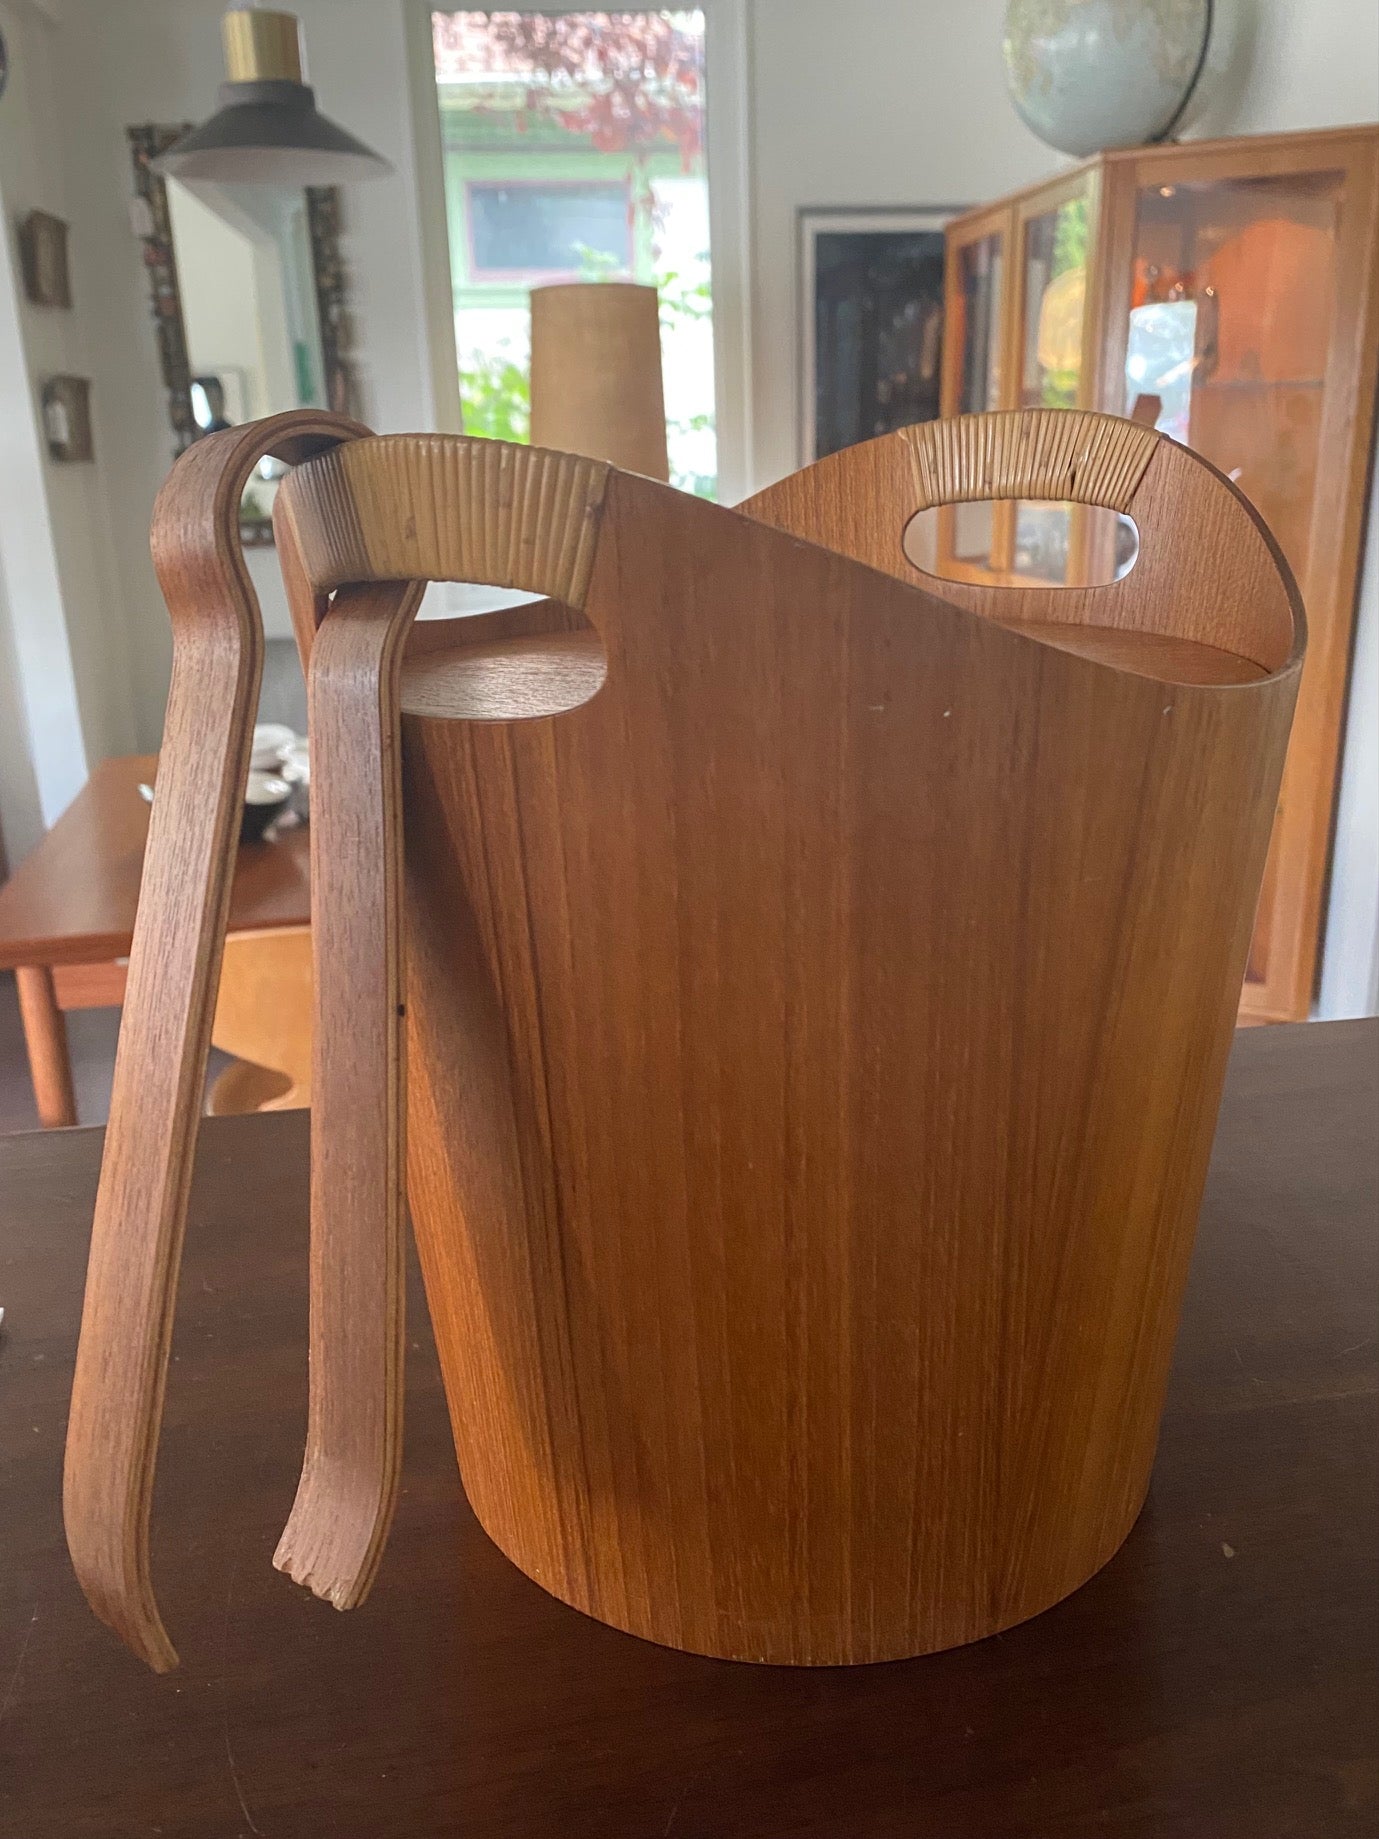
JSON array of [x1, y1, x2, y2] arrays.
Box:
[[1003, 0, 1212, 157]]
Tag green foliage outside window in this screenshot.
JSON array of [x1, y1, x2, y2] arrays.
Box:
[[1041, 196, 1089, 410], [458, 345, 531, 443], [1052, 195, 1088, 277]]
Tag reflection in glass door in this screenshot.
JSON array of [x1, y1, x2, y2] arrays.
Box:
[[1122, 165, 1346, 992], [1124, 169, 1343, 590], [1014, 185, 1092, 582]]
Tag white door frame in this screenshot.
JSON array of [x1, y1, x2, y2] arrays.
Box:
[[702, 0, 754, 503]]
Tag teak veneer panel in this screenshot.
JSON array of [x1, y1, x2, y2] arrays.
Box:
[[741, 415, 1297, 677], [387, 460, 1299, 1665], [62, 412, 367, 1672], [67, 410, 1301, 1673]]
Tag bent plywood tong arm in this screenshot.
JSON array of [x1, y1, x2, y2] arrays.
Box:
[[63, 411, 367, 1672], [272, 436, 611, 1613], [268, 571, 422, 1612]]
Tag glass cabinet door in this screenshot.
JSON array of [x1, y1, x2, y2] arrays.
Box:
[[1019, 190, 1090, 411], [935, 216, 1009, 576], [1121, 168, 1343, 588], [1012, 177, 1097, 583], [1120, 161, 1349, 1012], [958, 230, 1005, 414]]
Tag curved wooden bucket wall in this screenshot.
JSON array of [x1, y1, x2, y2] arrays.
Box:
[[65, 410, 1300, 1670]]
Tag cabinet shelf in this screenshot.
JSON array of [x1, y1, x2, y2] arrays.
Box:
[[1194, 376, 1326, 393]]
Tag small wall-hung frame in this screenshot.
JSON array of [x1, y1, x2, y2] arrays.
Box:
[[41, 375, 94, 463], [19, 210, 72, 309]]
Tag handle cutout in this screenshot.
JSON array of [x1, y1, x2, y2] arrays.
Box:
[[903, 410, 1158, 514], [903, 501, 1139, 589], [400, 624, 608, 723]]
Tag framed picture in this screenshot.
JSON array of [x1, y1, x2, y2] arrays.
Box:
[[19, 210, 72, 309], [798, 207, 959, 464], [41, 375, 94, 463]]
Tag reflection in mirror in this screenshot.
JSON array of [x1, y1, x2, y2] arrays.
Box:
[[167, 175, 321, 540], [129, 124, 356, 545]]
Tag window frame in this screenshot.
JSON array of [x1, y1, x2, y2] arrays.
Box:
[[406, 0, 753, 498]]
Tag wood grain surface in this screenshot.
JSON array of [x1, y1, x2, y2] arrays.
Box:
[[907, 405, 1157, 511], [65, 408, 1303, 1677], [13, 966, 76, 1128], [284, 433, 608, 600], [206, 927, 313, 1114], [0, 754, 311, 970], [274, 440, 609, 1621], [272, 579, 421, 1614], [4, 1021, 1375, 1838], [269, 409, 1302, 1664], [741, 412, 1300, 675], [62, 412, 367, 1672]]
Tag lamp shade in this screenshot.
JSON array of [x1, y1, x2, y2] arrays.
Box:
[[151, 8, 390, 186], [529, 283, 669, 480]]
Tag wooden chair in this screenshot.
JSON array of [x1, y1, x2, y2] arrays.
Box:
[[207, 925, 312, 1114], [64, 408, 1302, 1672]]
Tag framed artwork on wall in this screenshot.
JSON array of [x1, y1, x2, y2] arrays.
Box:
[[18, 210, 72, 309], [41, 375, 94, 462], [798, 207, 959, 464]]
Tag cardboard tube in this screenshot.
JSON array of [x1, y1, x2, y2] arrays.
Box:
[[529, 282, 669, 481]]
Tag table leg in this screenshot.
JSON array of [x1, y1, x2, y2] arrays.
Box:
[[15, 965, 77, 1127]]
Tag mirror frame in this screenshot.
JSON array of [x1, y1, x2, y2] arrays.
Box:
[[128, 123, 358, 490]]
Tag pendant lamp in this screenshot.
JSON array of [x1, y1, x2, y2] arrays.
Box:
[[152, 7, 391, 185]]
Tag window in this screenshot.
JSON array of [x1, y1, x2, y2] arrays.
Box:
[[432, 10, 717, 496], [466, 180, 633, 279]]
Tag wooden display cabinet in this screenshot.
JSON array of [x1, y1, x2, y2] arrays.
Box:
[[940, 126, 1379, 1023]]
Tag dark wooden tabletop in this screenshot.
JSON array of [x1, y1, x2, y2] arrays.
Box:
[[1, 1020, 1375, 1838], [0, 754, 310, 969]]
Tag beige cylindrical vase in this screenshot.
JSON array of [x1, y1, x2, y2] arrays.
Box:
[[529, 282, 669, 480]]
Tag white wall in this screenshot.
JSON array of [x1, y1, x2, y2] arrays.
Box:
[[748, 0, 1058, 485], [1191, 0, 1379, 136], [0, 0, 139, 862], [1317, 455, 1379, 1019], [58, 0, 439, 744]]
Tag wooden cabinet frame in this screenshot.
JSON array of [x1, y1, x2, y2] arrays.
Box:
[[942, 126, 1379, 1023], [939, 201, 1015, 582]]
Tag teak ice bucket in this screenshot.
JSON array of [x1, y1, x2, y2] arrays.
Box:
[[65, 409, 1302, 1672]]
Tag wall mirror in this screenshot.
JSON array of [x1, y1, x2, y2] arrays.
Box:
[[129, 124, 356, 545]]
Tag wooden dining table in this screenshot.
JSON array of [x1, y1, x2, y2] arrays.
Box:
[[0, 753, 309, 1126], [0, 1017, 1374, 1836]]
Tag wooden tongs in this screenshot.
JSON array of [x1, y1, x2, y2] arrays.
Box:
[[62, 413, 415, 1669]]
